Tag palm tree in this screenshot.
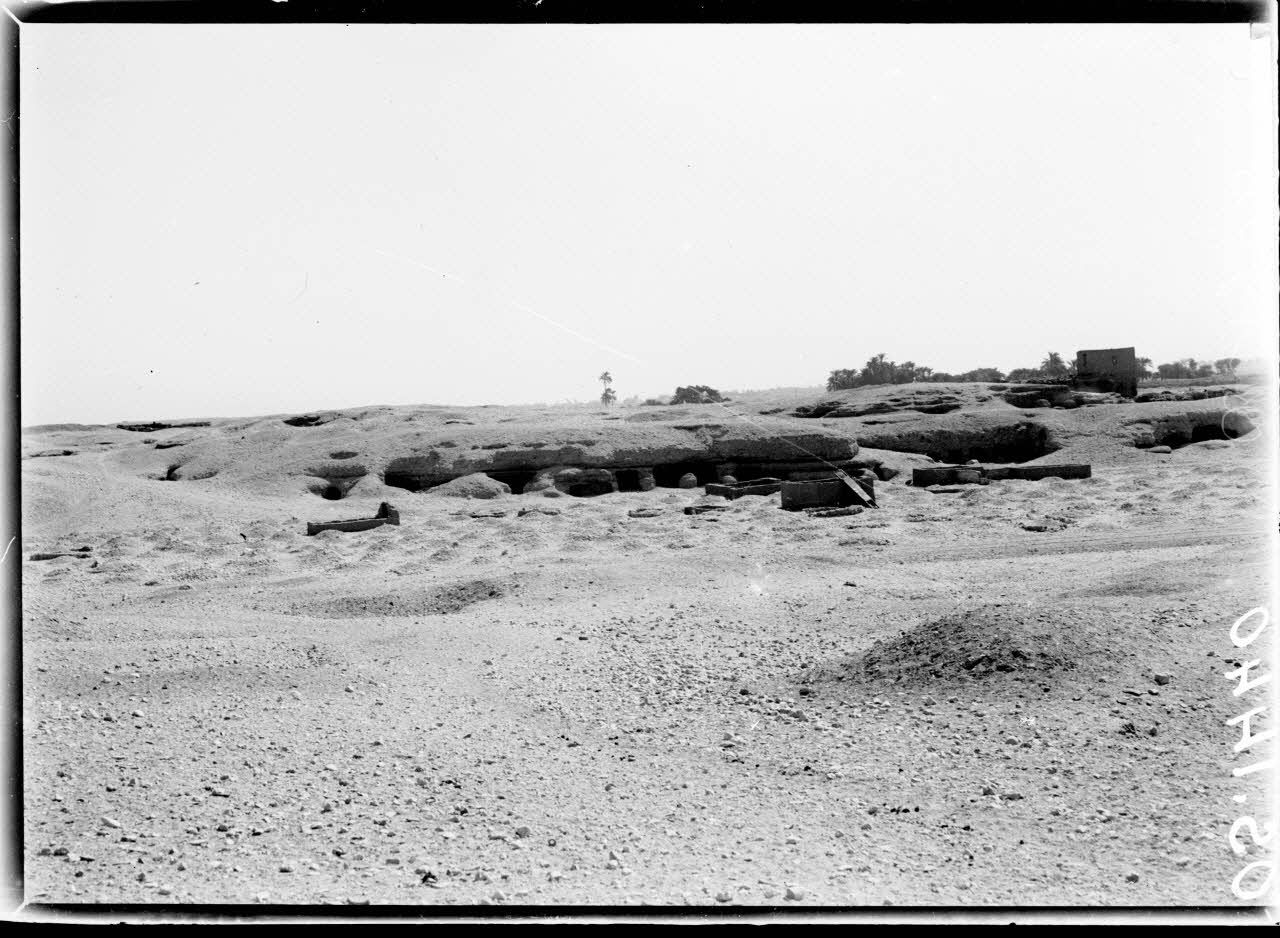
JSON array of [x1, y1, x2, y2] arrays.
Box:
[[598, 371, 614, 407], [1040, 352, 1068, 378]]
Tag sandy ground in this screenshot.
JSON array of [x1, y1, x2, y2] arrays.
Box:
[[19, 388, 1277, 907]]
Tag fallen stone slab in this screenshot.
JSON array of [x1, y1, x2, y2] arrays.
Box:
[[306, 502, 400, 536], [1022, 518, 1069, 532], [684, 504, 729, 515], [912, 464, 1091, 486], [29, 547, 92, 561], [985, 464, 1092, 482], [915, 466, 987, 486], [804, 506, 865, 518], [627, 507, 665, 518]]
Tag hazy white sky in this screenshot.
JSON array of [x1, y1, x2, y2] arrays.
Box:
[[20, 24, 1276, 425]]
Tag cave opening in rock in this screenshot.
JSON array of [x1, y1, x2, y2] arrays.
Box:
[[384, 469, 420, 492], [652, 461, 720, 487], [485, 470, 538, 495], [1192, 423, 1237, 443], [567, 477, 616, 497], [1148, 414, 1255, 450], [309, 477, 358, 500], [614, 469, 643, 492]]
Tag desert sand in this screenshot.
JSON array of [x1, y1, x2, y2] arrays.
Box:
[[20, 382, 1275, 906]]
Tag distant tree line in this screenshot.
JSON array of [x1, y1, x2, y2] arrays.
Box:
[[1150, 358, 1240, 380], [826, 353, 1241, 391]]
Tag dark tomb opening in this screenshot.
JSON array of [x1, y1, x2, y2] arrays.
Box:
[[615, 469, 643, 492], [567, 476, 616, 498], [1192, 423, 1237, 443], [484, 470, 538, 495], [653, 461, 719, 488]]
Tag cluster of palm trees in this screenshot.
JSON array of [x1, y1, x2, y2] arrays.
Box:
[[826, 353, 1016, 390], [598, 371, 617, 406], [828, 351, 1241, 391]]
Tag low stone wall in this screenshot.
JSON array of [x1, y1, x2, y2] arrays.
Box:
[[306, 502, 400, 536], [912, 464, 1091, 486], [780, 477, 875, 511]]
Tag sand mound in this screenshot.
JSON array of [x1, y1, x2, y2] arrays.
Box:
[[827, 604, 1089, 688], [426, 473, 512, 499]]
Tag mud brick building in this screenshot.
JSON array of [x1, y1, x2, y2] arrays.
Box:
[[1075, 347, 1137, 398]]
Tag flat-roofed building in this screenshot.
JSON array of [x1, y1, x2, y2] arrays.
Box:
[[1075, 347, 1137, 397]]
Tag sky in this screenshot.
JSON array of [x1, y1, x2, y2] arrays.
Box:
[[19, 23, 1277, 425]]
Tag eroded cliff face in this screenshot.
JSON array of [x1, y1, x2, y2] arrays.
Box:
[[380, 421, 859, 493]]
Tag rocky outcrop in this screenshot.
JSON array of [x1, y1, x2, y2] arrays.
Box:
[[118, 421, 210, 433], [283, 414, 341, 428], [381, 421, 856, 492], [795, 391, 964, 418], [855, 419, 1058, 464], [1126, 409, 1255, 449], [1004, 387, 1125, 409]]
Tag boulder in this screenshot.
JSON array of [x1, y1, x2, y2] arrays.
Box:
[[678, 472, 699, 489], [427, 473, 511, 499], [526, 466, 618, 497]]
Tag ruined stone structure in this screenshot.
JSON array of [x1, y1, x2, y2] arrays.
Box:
[[780, 476, 876, 511], [912, 464, 1092, 486], [306, 502, 400, 536], [1074, 347, 1137, 398]]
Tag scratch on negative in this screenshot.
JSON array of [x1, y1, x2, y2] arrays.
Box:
[[0, 536, 14, 564]]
